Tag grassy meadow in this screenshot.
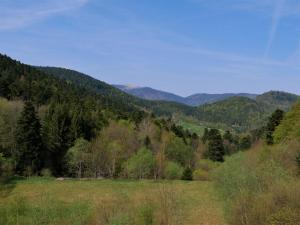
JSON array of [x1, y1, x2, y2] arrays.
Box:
[[0, 178, 226, 225]]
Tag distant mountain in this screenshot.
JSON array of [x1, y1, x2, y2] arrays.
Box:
[[114, 85, 186, 104], [114, 85, 257, 106], [185, 93, 257, 106]]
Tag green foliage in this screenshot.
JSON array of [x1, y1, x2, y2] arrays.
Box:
[[125, 147, 155, 179], [274, 101, 300, 143], [164, 161, 183, 180], [0, 98, 23, 157], [239, 135, 252, 150], [65, 138, 91, 178], [0, 195, 91, 225], [181, 167, 193, 180], [214, 152, 288, 202], [40, 168, 52, 177], [15, 101, 43, 174], [197, 93, 298, 132], [207, 129, 225, 162], [193, 159, 220, 181], [212, 146, 299, 225], [265, 109, 284, 145], [165, 136, 193, 166], [37, 66, 198, 121], [256, 91, 299, 111], [197, 159, 221, 171]]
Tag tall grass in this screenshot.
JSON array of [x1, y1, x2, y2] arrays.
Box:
[[91, 184, 183, 225], [0, 179, 224, 225], [0, 194, 91, 225]]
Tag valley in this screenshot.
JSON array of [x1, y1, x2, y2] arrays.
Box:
[[0, 53, 299, 225]]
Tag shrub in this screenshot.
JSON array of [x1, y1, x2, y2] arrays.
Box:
[[41, 168, 52, 178], [164, 162, 183, 180], [197, 159, 220, 171], [125, 147, 155, 179], [181, 167, 193, 181], [213, 148, 299, 225], [193, 169, 209, 181], [228, 181, 300, 225]]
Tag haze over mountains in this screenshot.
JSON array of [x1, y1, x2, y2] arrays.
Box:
[[114, 85, 258, 106]]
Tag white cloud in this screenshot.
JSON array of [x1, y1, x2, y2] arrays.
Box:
[[0, 0, 89, 30]]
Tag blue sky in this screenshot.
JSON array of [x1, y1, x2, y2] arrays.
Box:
[[0, 0, 300, 96]]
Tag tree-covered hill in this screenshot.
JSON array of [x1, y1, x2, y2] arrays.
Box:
[[196, 97, 266, 131], [0, 54, 147, 122], [0, 54, 202, 177], [196, 93, 299, 132], [37, 66, 298, 132], [256, 90, 299, 111], [37, 66, 198, 118]]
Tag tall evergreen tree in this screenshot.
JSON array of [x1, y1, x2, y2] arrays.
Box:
[[207, 129, 225, 162], [15, 101, 43, 174], [42, 103, 74, 175]]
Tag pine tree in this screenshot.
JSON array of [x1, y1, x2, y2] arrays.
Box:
[[181, 167, 193, 180], [207, 129, 225, 162], [15, 101, 43, 174], [41, 103, 74, 175]]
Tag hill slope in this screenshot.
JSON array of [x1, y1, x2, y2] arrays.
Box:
[[196, 93, 299, 131], [185, 93, 257, 106], [36, 67, 298, 132], [37, 67, 198, 118]]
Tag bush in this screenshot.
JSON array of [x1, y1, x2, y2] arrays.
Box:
[[125, 147, 155, 179], [164, 162, 183, 180], [228, 181, 300, 225], [181, 167, 193, 181], [41, 168, 52, 178], [213, 149, 299, 225], [193, 159, 220, 181], [193, 169, 209, 181], [197, 159, 220, 171]]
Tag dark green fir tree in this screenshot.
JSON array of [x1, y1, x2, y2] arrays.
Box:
[[15, 101, 43, 174]]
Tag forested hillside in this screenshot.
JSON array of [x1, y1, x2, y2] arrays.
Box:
[[37, 66, 298, 133], [0, 53, 259, 178], [196, 93, 298, 132], [37, 66, 198, 118], [0, 54, 200, 177]]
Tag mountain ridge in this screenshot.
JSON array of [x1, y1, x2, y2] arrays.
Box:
[[114, 84, 258, 106]]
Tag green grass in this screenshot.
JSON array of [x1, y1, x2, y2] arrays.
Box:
[[0, 177, 226, 225], [176, 120, 207, 136]]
